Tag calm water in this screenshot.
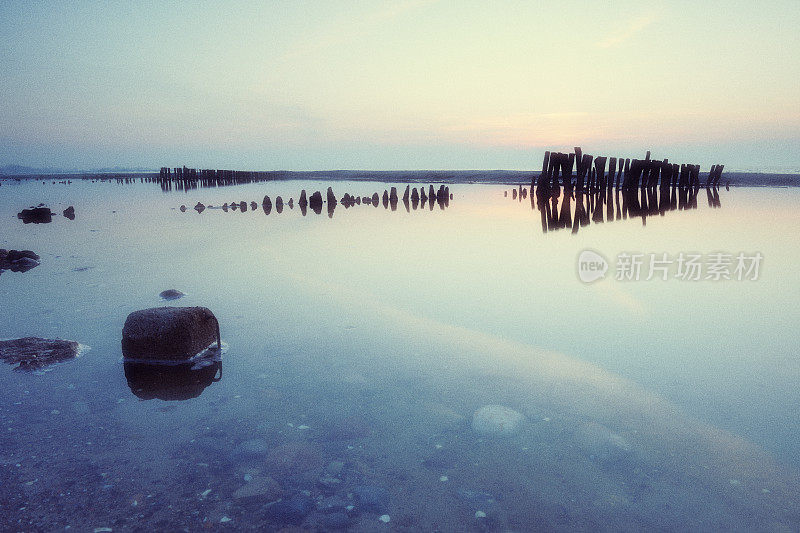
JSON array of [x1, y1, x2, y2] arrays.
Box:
[[1, 178, 799, 531]]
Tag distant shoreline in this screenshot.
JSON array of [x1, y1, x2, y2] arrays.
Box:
[[1, 170, 799, 187]]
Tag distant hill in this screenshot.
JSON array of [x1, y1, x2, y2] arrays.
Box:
[[0, 165, 155, 176], [0, 164, 65, 175]]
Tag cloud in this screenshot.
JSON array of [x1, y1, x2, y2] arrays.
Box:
[[597, 13, 659, 48]]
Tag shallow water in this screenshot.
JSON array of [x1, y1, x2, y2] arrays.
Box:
[[1, 178, 799, 531]]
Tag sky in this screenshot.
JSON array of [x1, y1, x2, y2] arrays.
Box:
[[1, 1, 798, 172]]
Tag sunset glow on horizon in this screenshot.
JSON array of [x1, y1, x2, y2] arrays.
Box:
[[1, 1, 798, 172]]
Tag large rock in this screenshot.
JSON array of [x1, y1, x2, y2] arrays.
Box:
[[122, 306, 220, 362], [0, 337, 80, 371], [472, 405, 525, 436]]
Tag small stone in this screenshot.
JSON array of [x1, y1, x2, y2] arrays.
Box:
[[220, 516, 232, 523], [475, 511, 486, 519], [439, 476, 448, 482], [159, 289, 185, 301], [378, 515, 390, 523]]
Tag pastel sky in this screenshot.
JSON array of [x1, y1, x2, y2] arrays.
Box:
[[1, 1, 798, 171]]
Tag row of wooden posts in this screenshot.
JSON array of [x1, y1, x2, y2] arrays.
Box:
[[535, 148, 724, 194], [158, 167, 272, 187]]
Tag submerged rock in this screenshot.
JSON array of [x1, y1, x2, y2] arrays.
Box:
[[422, 447, 460, 470], [457, 489, 499, 511], [265, 494, 314, 525], [353, 485, 390, 513], [472, 405, 525, 436], [321, 415, 373, 441], [0, 337, 81, 371], [321, 511, 351, 529], [576, 421, 631, 464], [121, 306, 220, 362], [235, 438, 270, 458], [232, 475, 282, 502], [265, 442, 322, 477], [159, 289, 185, 301], [63, 206, 75, 220]]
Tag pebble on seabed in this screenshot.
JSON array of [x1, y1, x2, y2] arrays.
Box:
[[379, 515, 391, 523]]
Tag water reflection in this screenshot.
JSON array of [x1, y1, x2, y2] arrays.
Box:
[[180, 185, 452, 219], [520, 184, 723, 234], [123, 361, 222, 401]]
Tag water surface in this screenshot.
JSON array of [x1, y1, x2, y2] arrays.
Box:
[[1, 178, 798, 531]]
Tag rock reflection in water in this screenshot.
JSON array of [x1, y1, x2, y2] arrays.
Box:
[[123, 360, 222, 401]]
